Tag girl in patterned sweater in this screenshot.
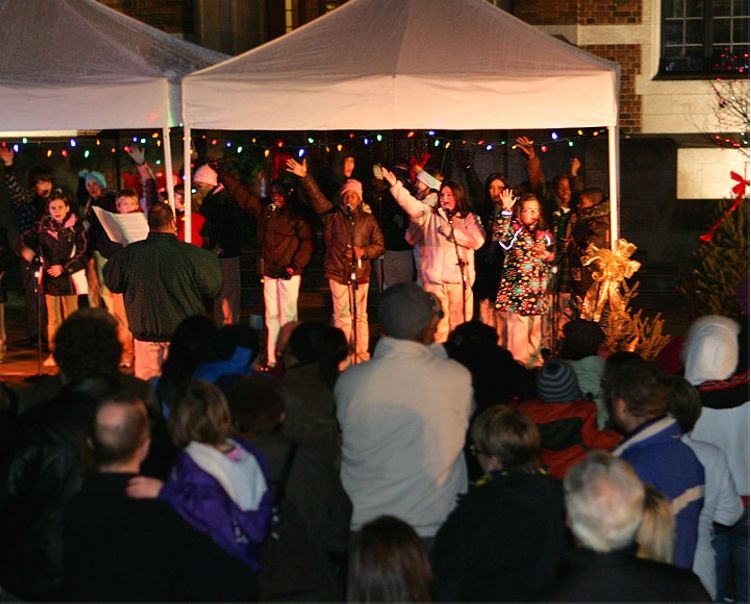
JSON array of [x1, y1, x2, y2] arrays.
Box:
[[494, 190, 554, 368]]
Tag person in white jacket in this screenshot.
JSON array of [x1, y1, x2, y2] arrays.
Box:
[[382, 168, 485, 342], [335, 282, 473, 542], [669, 374, 744, 599]]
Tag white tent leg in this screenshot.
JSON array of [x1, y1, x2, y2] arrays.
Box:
[[183, 125, 192, 244], [607, 125, 620, 249], [162, 126, 175, 212]]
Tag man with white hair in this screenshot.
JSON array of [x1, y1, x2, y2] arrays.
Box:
[[334, 282, 473, 543], [543, 452, 709, 602]]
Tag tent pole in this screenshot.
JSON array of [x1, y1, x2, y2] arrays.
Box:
[[162, 126, 175, 212], [183, 125, 192, 244], [607, 125, 620, 250]]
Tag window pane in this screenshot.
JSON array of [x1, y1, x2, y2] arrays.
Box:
[[714, 18, 731, 41], [686, 19, 705, 42], [686, 0, 705, 15], [713, 0, 732, 15], [733, 0, 750, 14], [665, 20, 684, 43], [733, 17, 749, 41], [664, 0, 681, 18]]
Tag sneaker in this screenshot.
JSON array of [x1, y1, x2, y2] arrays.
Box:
[[43, 354, 57, 368]]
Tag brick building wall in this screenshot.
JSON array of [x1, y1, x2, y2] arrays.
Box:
[[584, 44, 642, 133], [514, 0, 641, 24], [510, 1, 643, 133], [99, 0, 193, 35], [578, 0, 641, 24]]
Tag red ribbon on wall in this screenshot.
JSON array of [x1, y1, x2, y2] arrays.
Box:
[[699, 171, 749, 243]]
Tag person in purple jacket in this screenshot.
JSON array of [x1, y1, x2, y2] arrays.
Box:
[[126, 380, 272, 570]]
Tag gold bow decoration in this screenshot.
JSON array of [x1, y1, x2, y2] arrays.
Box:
[[580, 239, 641, 323]]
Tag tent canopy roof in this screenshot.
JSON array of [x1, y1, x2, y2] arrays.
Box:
[[0, 0, 227, 131], [184, 0, 619, 131]]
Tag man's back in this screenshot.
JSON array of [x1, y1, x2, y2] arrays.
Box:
[[615, 416, 704, 568], [104, 232, 221, 341], [335, 337, 472, 537], [543, 547, 710, 602], [63, 472, 255, 602]]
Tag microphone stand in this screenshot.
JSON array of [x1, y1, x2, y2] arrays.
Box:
[[446, 209, 468, 321], [345, 207, 360, 364]]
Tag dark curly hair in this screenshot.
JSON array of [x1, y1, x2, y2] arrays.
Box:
[[53, 308, 122, 382]]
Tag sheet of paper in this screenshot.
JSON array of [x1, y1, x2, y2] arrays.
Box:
[[92, 206, 148, 245]]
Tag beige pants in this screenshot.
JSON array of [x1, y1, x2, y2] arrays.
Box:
[[478, 298, 506, 346], [134, 339, 170, 381], [111, 292, 134, 363], [45, 294, 78, 350], [501, 311, 543, 368], [423, 282, 472, 343], [329, 279, 370, 363]]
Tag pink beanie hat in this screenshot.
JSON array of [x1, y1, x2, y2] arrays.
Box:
[[339, 179, 363, 200], [193, 164, 218, 188]]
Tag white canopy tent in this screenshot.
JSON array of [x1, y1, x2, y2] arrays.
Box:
[[0, 0, 227, 204], [183, 0, 621, 244]]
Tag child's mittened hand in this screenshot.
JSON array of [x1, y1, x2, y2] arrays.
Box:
[[126, 476, 164, 499]]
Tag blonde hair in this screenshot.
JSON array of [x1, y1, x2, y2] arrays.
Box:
[[636, 484, 675, 563]]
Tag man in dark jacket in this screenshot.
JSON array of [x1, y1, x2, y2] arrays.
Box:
[[543, 451, 709, 602], [287, 158, 384, 363], [63, 392, 256, 602], [0, 309, 124, 601], [104, 202, 222, 380]]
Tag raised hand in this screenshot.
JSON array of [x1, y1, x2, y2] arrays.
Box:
[[500, 188, 517, 211], [381, 167, 397, 187], [124, 143, 146, 166], [286, 158, 308, 178], [515, 136, 536, 160], [570, 157, 581, 176], [0, 146, 14, 167]]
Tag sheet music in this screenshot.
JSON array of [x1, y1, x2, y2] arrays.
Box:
[[92, 206, 148, 246]]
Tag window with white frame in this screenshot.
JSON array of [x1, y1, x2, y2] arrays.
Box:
[[660, 0, 749, 75]]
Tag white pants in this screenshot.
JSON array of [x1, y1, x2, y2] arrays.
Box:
[[501, 311, 543, 368], [263, 274, 301, 366], [329, 279, 369, 363], [423, 282, 472, 343], [134, 339, 170, 381]]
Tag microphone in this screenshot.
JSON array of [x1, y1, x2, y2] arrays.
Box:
[[343, 203, 353, 216], [267, 202, 277, 213]]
